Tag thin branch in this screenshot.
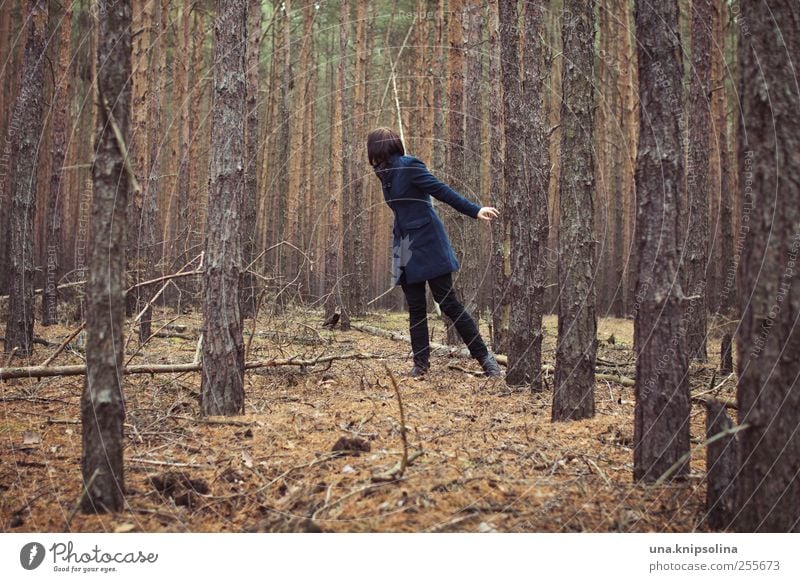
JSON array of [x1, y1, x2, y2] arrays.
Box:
[[372, 365, 410, 482]]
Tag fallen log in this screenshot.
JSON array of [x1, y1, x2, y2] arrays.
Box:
[[0, 351, 383, 381]]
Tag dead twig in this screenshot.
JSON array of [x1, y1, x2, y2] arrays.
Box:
[[371, 366, 410, 482], [40, 323, 85, 367], [128, 458, 211, 469], [170, 415, 257, 427]]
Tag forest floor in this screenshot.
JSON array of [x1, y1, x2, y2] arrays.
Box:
[[0, 306, 735, 532]]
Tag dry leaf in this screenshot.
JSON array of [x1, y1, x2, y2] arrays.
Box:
[[22, 431, 41, 445]]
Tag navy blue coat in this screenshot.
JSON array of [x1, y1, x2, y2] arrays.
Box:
[[377, 153, 482, 286]]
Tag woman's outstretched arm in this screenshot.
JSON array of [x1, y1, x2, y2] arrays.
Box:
[[407, 157, 482, 218]]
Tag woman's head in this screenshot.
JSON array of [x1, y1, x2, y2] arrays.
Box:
[[367, 127, 404, 167]]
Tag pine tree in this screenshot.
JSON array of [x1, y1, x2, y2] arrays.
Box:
[[553, 0, 597, 421], [81, 0, 130, 513], [632, 0, 691, 482], [4, 0, 48, 356], [200, 0, 247, 416]]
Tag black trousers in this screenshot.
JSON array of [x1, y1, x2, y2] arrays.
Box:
[[400, 270, 489, 366]]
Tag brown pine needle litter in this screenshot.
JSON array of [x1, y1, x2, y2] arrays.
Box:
[[0, 309, 727, 532]]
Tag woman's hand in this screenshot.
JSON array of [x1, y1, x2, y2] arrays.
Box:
[[477, 206, 500, 221]]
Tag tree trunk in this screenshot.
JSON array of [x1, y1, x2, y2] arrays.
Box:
[[594, 0, 611, 315], [4, 0, 48, 356], [608, 0, 625, 318], [683, 0, 712, 362], [617, 0, 638, 318], [81, 0, 130, 513], [632, 0, 691, 482], [275, 0, 295, 311], [169, 0, 193, 311], [0, 8, 10, 285], [719, 332, 732, 375], [488, 0, 509, 355], [42, 3, 72, 326], [200, 0, 247, 417], [339, 1, 352, 332], [462, 0, 483, 317], [734, 0, 800, 532], [714, 0, 734, 319], [442, 0, 465, 346], [241, 0, 262, 319], [299, 0, 316, 302], [346, 0, 368, 320], [552, 0, 596, 421], [325, 0, 347, 322], [127, 0, 152, 318], [138, 0, 166, 342], [500, 0, 549, 389], [431, 0, 445, 171], [704, 398, 738, 530]]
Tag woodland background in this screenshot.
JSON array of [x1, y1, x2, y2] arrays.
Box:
[[0, 0, 739, 321]]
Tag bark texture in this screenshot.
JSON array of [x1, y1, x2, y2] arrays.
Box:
[[200, 0, 247, 416], [632, 0, 691, 482], [241, 0, 262, 319], [324, 0, 347, 321], [81, 0, 130, 513], [704, 399, 738, 530], [4, 0, 48, 356], [499, 0, 549, 389], [734, 0, 800, 532], [42, 4, 72, 326], [553, 0, 596, 421], [684, 0, 712, 361], [488, 0, 509, 355]]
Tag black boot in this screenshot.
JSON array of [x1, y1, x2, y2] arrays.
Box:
[[409, 360, 429, 378], [478, 353, 502, 377]]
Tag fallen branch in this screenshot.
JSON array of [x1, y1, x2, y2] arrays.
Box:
[[0, 351, 384, 380], [372, 366, 410, 482], [140, 330, 194, 341], [596, 373, 635, 387], [39, 323, 86, 367], [128, 458, 210, 469], [170, 415, 257, 427]]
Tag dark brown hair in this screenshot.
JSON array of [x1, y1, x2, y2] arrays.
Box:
[[367, 127, 404, 167]]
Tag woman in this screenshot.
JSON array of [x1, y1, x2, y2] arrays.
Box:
[[367, 127, 502, 378]]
